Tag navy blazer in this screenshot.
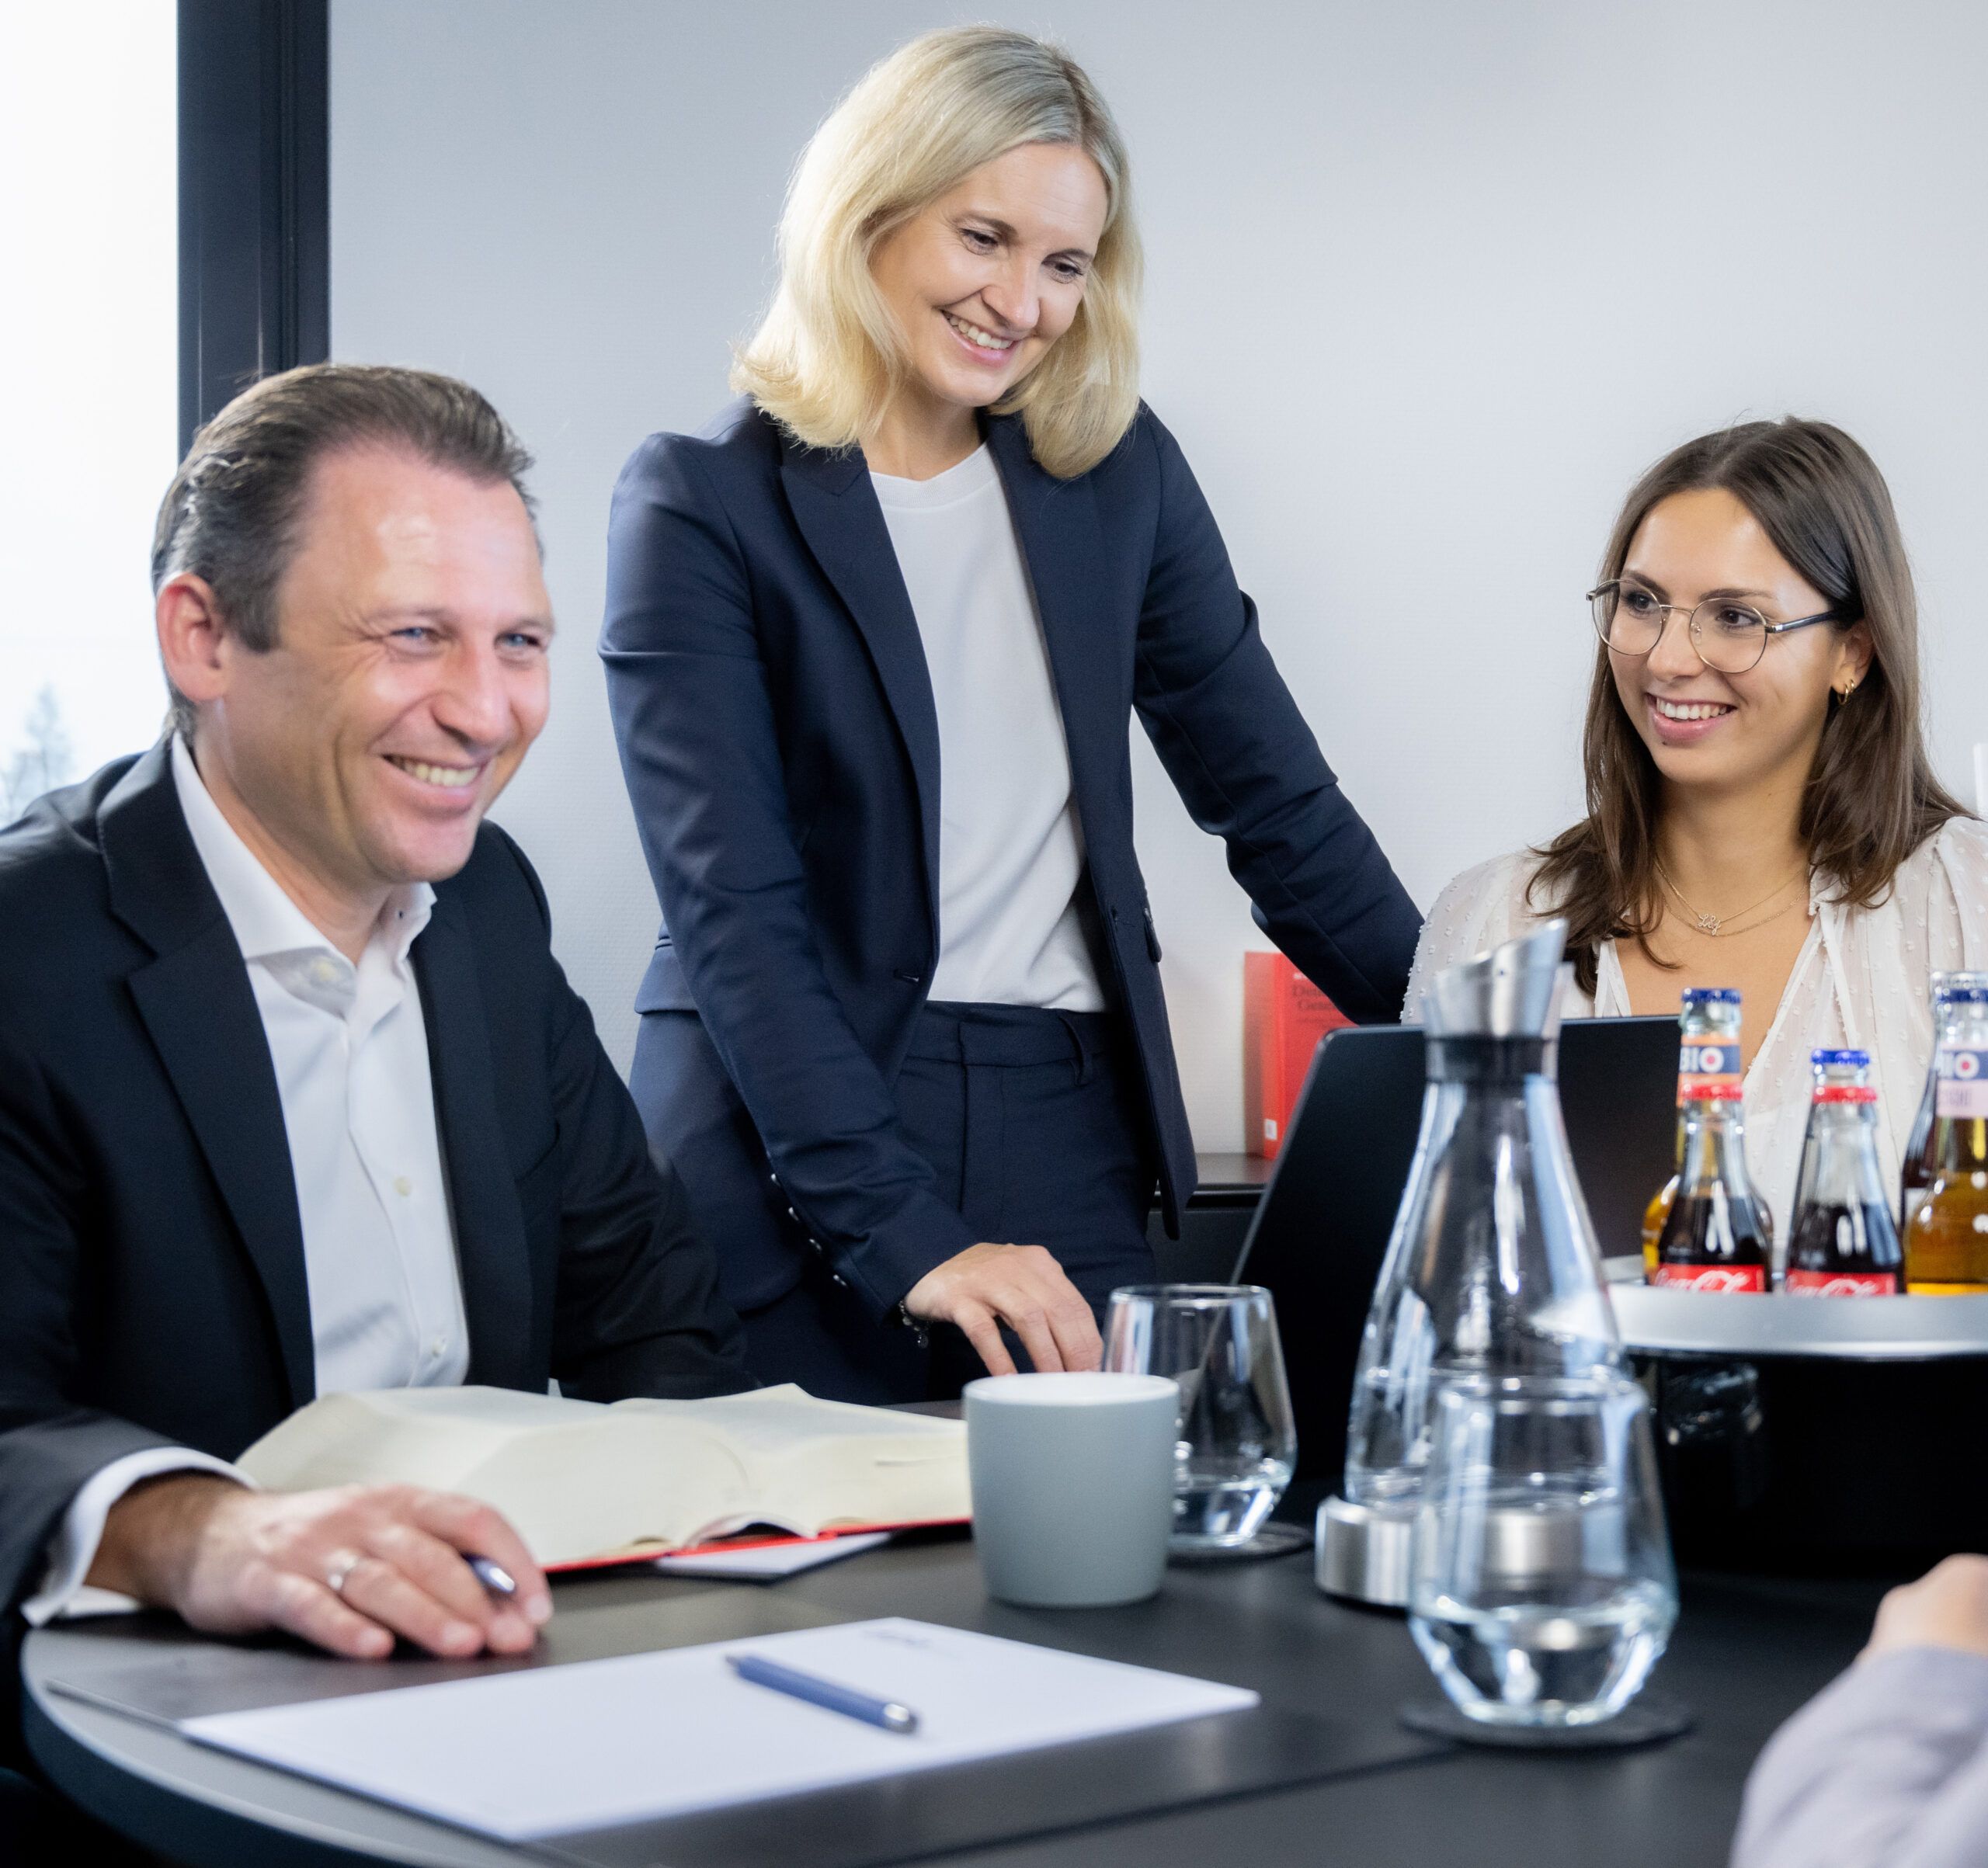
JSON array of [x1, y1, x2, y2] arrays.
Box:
[[602, 398, 1420, 1321], [0, 747, 747, 1633]]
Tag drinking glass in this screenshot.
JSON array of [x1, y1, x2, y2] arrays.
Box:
[[1103, 1284, 1297, 1549], [1409, 1373, 1677, 1728]]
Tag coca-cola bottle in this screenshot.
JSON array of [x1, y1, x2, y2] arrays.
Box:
[[1640, 989, 1744, 1275], [1650, 1036, 1772, 1293], [1785, 1050, 1903, 1296]]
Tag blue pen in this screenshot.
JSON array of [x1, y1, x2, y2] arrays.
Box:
[[727, 1652, 919, 1734], [467, 1556, 517, 1599]]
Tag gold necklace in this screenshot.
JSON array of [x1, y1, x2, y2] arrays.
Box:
[[1682, 894, 1804, 942], [1655, 861, 1807, 938]]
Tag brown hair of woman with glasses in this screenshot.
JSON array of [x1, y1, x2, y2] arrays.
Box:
[[1406, 418, 1986, 1241]]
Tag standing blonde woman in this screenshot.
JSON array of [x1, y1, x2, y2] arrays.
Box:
[[602, 27, 1418, 1401]]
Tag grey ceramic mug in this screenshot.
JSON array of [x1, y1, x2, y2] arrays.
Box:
[[964, 1371, 1180, 1607]]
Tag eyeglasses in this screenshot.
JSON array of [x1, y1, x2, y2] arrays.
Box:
[[1588, 580, 1845, 675]]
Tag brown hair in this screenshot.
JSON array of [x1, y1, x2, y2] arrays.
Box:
[[1530, 417, 1968, 993], [154, 363, 536, 736]]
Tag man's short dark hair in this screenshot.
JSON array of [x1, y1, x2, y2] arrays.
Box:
[[153, 363, 537, 737]]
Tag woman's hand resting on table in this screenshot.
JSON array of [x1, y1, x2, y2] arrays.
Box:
[[88, 1474, 551, 1660], [1865, 1554, 1988, 1665], [902, 1241, 1103, 1377]]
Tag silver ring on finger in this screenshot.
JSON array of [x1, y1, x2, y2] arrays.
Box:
[[325, 1550, 363, 1595]]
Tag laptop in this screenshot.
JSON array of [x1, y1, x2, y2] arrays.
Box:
[[1232, 1016, 1678, 1488]]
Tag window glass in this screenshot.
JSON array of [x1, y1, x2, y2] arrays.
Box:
[[0, 5, 176, 820]]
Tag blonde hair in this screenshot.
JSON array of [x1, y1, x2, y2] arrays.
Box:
[[732, 25, 1142, 481]]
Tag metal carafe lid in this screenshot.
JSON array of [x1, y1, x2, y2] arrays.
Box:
[[1423, 918, 1569, 1038]]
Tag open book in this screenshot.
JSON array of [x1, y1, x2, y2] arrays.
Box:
[[236, 1384, 969, 1571]]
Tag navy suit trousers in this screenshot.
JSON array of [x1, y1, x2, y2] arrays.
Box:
[[731, 1002, 1157, 1403]]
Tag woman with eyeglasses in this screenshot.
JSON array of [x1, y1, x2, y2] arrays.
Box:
[[1408, 418, 1985, 1236], [601, 27, 1419, 1402]]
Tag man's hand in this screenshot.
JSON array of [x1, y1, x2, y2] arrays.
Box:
[[89, 1474, 552, 1661], [902, 1241, 1102, 1378], [1865, 1554, 1988, 1664]]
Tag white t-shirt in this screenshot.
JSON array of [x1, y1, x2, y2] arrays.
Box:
[[1406, 820, 1988, 1242], [871, 443, 1104, 1012]]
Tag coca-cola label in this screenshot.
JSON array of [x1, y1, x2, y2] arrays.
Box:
[[1678, 1041, 1741, 1102], [1650, 1262, 1767, 1293], [1936, 1047, 1988, 1119], [1785, 1269, 1899, 1297]]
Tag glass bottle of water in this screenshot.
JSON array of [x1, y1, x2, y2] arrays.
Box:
[[1341, 920, 1624, 1517]]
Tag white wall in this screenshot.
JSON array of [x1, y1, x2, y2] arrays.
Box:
[[332, 0, 1988, 1150]]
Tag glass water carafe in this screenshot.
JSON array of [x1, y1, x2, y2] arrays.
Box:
[[1323, 921, 1625, 1600]]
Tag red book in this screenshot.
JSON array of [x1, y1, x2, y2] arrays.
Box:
[[1243, 953, 1351, 1158]]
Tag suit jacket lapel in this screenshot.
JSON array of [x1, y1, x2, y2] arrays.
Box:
[[102, 747, 316, 1409], [412, 896, 533, 1388], [985, 416, 1122, 838], [778, 438, 942, 935]]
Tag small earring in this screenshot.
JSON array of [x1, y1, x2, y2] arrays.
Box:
[[1839, 678, 1858, 700]]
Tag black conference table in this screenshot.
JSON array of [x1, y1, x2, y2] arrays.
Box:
[[21, 1158, 1892, 1863], [24, 1517, 1885, 1868]]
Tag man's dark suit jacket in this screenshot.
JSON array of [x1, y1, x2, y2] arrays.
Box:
[[0, 745, 748, 1627], [602, 398, 1421, 1326]]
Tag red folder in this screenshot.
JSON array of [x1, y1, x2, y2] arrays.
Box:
[[1243, 953, 1350, 1159], [545, 1516, 970, 1575]]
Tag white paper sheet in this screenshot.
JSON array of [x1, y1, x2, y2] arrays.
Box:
[[651, 1529, 892, 1579], [182, 1616, 1260, 1841]]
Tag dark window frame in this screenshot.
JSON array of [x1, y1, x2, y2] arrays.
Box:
[[178, 0, 330, 454]]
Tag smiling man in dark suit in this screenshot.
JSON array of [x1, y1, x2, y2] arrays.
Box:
[[0, 365, 745, 1679]]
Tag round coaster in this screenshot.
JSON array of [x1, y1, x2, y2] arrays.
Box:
[[1167, 1522, 1314, 1565], [1399, 1691, 1694, 1750]]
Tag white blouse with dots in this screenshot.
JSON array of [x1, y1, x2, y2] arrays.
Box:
[[1404, 819, 1988, 1241]]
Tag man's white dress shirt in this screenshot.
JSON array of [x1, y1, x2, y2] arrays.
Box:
[[871, 443, 1106, 1012], [24, 737, 471, 1620]]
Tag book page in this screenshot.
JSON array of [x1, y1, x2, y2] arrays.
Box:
[[237, 1387, 752, 1566], [235, 1384, 966, 1565], [467, 1413, 750, 1565], [613, 1387, 969, 1536], [236, 1386, 605, 1494], [610, 1385, 961, 1456]]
